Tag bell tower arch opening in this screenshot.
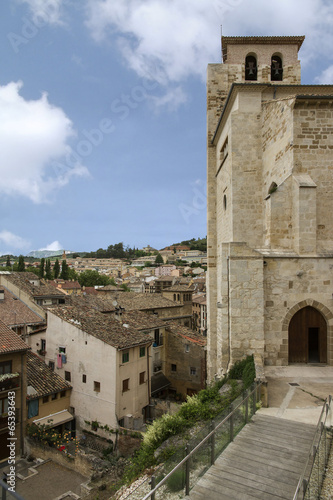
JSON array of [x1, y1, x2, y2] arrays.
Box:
[[245, 53, 257, 81], [288, 306, 327, 364], [271, 53, 283, 81]]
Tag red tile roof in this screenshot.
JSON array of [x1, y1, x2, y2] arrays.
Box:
[[0, 321, 30, 354]]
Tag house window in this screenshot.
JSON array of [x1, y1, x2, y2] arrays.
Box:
[[65, 371, 71, 382], [28, 399, 39, 419], [0, 361, 12, 375], [245, 54, 257, 81], [49, 361, 55, 371], [154, 329, 163, 347], [185, 344, 190, 353], [94, 381, 100, 392], [41, 339, 46, 351], [42, 396, 49, 404], [60, 391, 66, 398], [51, 393, 57, 400], [139, 372, 145, 385], [122, 378, 129, 392], [171, 364, 177, 372], [190, 367, 197, 376], [139, 347, 146, 358], [82, 374, 86, 383], [59, 347, 66, 354], [122, 351, 129, 363], [0, 397, 8, 416]]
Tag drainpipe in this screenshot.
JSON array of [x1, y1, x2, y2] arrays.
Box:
[[146, 345, 151, 420], [226, 256, 231, 373], [20, 353, 24, 456]]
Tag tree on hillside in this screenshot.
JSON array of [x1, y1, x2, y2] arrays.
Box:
[[60, 260, 69, 280], [78, 270, 116, 287], [45, 259, 52, 280], [68, 268, 79, 281], [6, 255, 11, 268], [155, 253, 163, 264], [17, 255, 25, 272], [53, 259, 60, 279], [39, 258, 45, 278]]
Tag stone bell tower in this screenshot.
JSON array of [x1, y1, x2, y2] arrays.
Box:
[[207, 36, 333, 381]]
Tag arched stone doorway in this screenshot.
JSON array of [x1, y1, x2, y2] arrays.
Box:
[[288, 306, 327, 363]]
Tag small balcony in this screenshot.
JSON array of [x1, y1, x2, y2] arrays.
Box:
[[0, 373, 20, 393]]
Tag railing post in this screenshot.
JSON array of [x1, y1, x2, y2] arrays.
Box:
[[1, 476, 7, 500], [303, 478, 308, 497], [150, 475, 155, 500], [185, 444, 190, 496], [230, 403, 234, 442], [244, 390, 248, 423], [210, 421, 216, 465]]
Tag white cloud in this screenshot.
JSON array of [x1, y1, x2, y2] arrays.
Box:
[[16, 0, 66, 25], [0, 230, 30, 251], [39, 241, 63, 251], [85, 0, 333, 86], [315, 65, 333, 84], [0, 81, 89, 203], [150, 86, 188, 110]]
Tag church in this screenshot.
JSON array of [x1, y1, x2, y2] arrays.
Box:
[[206, 36, 333, 380]]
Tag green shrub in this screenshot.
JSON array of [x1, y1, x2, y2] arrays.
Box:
[[166, 468, 185, 492], [242, 359, 256, 389]]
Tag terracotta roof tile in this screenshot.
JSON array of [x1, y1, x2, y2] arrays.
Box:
[[0, 287, 45, 327], [0, 321, 30, 354], [166, 322, 206, 346], [27, 351, 71, 400], [48, 303, 152, 350], [2, 273, 67, 299]]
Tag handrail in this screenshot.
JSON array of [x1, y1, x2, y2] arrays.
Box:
[[292, 395, 332, 500], [0, 479, 26, 500], [141, 381, 262, 500]]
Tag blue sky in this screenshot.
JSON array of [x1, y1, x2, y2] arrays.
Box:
[[0, 0, 332, 255]]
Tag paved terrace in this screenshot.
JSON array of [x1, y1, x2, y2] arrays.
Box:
[[189, 365, 333, 500]]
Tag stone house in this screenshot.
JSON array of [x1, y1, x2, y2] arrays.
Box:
[[163, 323, 206, 397], [0, 322, 29, 460], [207, 35, 333, 379], [162, 285, 194, 326], [192, 294, 207, 336]]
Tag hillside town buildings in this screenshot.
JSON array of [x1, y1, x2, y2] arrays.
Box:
[[0, 268, 207, 450]]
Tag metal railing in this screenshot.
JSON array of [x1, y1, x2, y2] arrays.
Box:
[[293, 395, 333, 500], [135, 382, 263, 500], [0, 479, 25, 500]]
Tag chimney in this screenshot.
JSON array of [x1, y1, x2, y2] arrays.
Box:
[[0, 290, 4, 301]]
